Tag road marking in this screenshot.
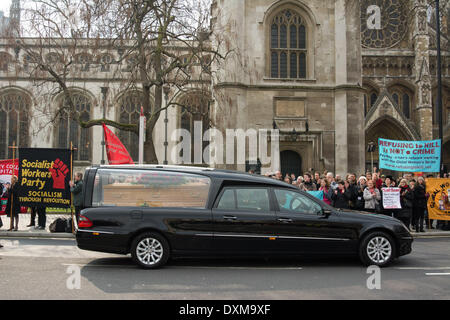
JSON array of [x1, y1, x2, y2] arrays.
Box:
[[396, 267, 450, 270], [61, 263, 303, 270], [425, 273, 450, 276]]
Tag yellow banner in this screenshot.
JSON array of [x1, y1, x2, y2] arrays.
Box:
[[426, 178, 450, 221]]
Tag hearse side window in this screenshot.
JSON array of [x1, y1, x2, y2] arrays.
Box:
[[274, 189, 322, 215], [216, 187, 270, 212], [92, 169, 211, 208], [217, 189, 235, 210]]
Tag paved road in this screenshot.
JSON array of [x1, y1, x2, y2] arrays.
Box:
[[0, 237, 449, 300]]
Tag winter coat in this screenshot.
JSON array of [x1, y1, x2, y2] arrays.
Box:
[[413, 184, 427, 209], [299, 181, 317, 191], [5, 184, 20, 216], [397, 186, 414, 218], [363, 187, 381, 210], [331, 188, 351, 209], [319, 186, 332, 205], [70, 180, 83, 207]]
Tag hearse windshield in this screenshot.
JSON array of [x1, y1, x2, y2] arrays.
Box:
[[92, 169, 211, 208]]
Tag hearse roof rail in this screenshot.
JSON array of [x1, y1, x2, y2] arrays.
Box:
[[91, 164, 215, 171]]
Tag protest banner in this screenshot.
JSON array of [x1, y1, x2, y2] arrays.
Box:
[[0, 159, 18, 184], [18, 148, 72, 208], [378, 138, 441, 172], [426, 178, 450, 221], [0, 159, 27, 215], [307, 190, 324, 201], [381, 187, 401, 209]]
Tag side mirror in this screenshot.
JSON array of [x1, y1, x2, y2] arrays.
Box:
[[321, 209, 332, 218]]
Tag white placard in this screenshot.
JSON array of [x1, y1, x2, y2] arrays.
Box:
[[382, 187, 401, 209]]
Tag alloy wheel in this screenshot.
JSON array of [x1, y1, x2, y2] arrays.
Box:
[[366, 236, 392, 264], [136, 238, 164, 266]]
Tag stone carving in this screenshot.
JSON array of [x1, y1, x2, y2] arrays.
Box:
[[417, 10, 427, 32], [421, 83, 431, 105]]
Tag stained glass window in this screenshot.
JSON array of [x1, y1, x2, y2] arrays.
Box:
[[270, 9, 307, 79], [0, 91, 30, 158], [117, 92, 144, 161], [57, 93, 92, 161]]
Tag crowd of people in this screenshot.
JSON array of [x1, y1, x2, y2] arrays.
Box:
[[253, 168, 450, 232]]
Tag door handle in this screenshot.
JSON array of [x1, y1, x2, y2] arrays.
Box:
[[277, 218, 293, 223], [130, 210, 143, 220], [223, 215, 237, 221]]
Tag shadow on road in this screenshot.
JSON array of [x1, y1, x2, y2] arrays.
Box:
[[79, 255, 387, 295]]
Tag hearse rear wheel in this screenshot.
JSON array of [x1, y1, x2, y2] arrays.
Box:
[[131, 232, 170, 269]]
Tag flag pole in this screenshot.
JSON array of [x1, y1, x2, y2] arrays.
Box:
[[139, 106, 145, 165], [8, 141, 16, 230], [70, 141, 74, 234]]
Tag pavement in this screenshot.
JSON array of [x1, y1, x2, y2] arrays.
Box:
[[0, 213, 75, 238], [1, 213, 449, 239]]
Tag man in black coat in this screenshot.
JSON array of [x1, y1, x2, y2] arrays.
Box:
[[70, 172, 84, 223], [331, 180, 351, 209], [5, 176, 20, 231], [413, 177, 427, 232]]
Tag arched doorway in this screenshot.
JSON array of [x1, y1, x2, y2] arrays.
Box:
[[281, 150, 302, 178], [365, 116, 414, 175]]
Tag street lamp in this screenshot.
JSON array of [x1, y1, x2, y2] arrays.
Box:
[[163, 85, 170, 165], [435, 0, 444, 175], [367, 141, 376, 172], [100, 87, 109, 165]]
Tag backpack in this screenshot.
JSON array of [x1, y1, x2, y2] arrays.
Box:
[[49, 218, 68, 233]]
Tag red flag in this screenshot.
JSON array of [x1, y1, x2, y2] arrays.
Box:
[[102, 124, 134, 165]]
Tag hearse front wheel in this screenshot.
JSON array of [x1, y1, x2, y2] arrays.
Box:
[[131, 232, 170, 269], [359, 231, 396, 267]]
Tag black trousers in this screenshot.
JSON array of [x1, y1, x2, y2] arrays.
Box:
[[75, 206, 82, 222], [412, 207, 425, 231], [30, 207, 46, 227], [37, 207, 46, 228]]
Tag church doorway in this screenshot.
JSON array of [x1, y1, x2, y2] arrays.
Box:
[[281, 150, 302, 178], [365, 116, 413, 176]]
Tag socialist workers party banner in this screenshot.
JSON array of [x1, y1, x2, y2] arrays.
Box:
[[18, 148, 71, 208], [378, 138, 441, 172], [103, 123, 134, 165], [0, 159, 18, 184], [426, 178, 450, 221], [381, 187, 401, 209]]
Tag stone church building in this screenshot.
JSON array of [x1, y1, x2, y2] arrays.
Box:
[[0, 0, 449, 176]]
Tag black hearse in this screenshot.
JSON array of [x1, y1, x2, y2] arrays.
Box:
[[76, 165, 413, 269]]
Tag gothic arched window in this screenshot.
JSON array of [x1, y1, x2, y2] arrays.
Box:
[[388, 85, 414, 120], [100, 54, 113, 72], [75, 53, 93, 72], [0, 90, 30, 158], [0, 52, 13, 72], [270, 9, 307, 79], [57, 93, 92, 161], [179, 93, 210, 164], [117, 91, 144, 161], [402, 93, 410, 119], [370, 92, 378, 107]]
